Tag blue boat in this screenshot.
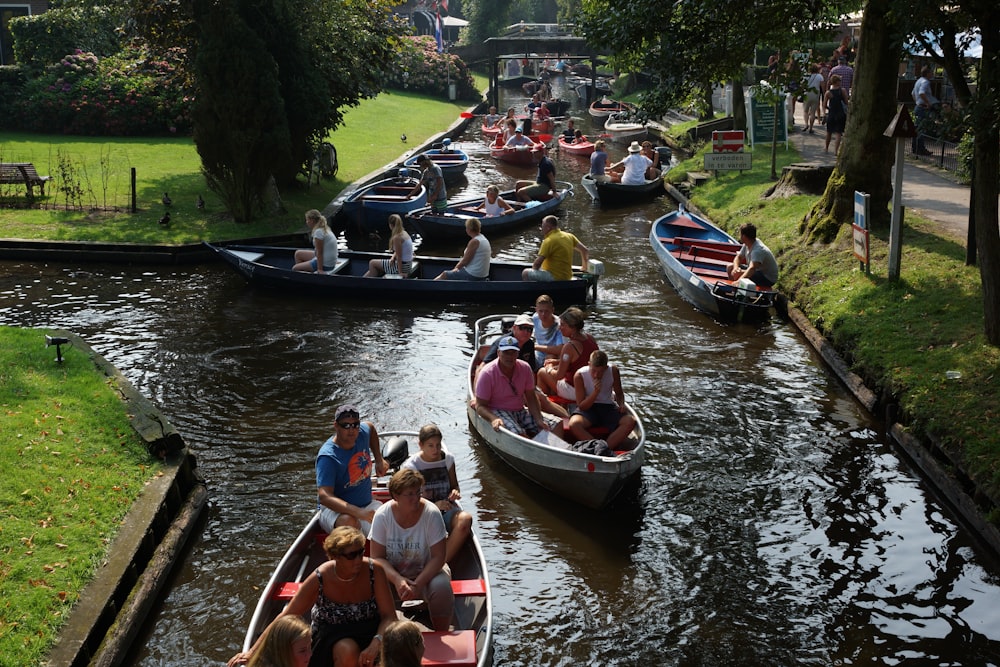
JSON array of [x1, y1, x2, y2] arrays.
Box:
[[403, 144, 470, 185], [337, 171, 427, 232], [649, 208, 780, 321]]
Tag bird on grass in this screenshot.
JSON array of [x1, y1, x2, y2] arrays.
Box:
[[400, 133, 407, 143], [162, 192, 172, 207], [196, 194, 205, 210], [158, 212, 171, 227]]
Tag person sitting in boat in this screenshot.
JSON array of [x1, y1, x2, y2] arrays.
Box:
[[499, 118, 518, 145], [589, 140, 611, 183], [316, 404, 389, 535], [727, 222, 779, 288], [227, 527, 396, 667], [474, 335, 563, 439], [370, 469, 454, 631], [609, 141, 653, 185], [434, 217, 491, 281], [401, 424, 473, 565], [537, 79, 552, 101], [534, 102, 551, 122], [640, 140, 661, 180], [292, 209, 338, 275], [411, 154, 447, 214], [562, 118, 577, 143], [515, 145, 556, 202], [532, 294, 564, 368], [526, 93, 543, 115], [522, 215, 589, 282], [484, 106, 502, 129], [363, 214, 413, 278], [473, 184, 514, 217], [496, 107, 516, 129], [227, 615, 311, 667], [380, 620, 424, 667], [536, 307, 600, 402], [568, 350, 637, 451], [505, 126, 533, 148]]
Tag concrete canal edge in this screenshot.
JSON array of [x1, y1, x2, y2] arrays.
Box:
[[667, 183, 1000, 560], [43, 331, 208, 667]]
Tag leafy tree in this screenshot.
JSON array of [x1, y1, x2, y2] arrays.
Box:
[[462, 0, 513, 44]]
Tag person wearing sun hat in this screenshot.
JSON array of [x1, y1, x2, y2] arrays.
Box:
[[608, 141, 653, 185], [316, 403, 390, 534], [474, 335, 563, 439]]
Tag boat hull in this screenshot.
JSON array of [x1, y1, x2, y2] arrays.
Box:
[[406, 184, 571, 242], [466, 315, 645, 510], [557, 136, 595, 157], [206, 244, 598, 304], [592, 175, 664, 208], [649, 209, 777, 321], [403, 148, 469, 185], [338, 176, 427, 232], [589, 99, 632, 119], [489, 139, 545, 166]]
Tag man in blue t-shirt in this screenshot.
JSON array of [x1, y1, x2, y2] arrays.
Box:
[[316, 404, 389, 533]]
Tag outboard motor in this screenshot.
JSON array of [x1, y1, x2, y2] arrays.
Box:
[[382, 436, 409, 471], [441, 138, 452, 152]]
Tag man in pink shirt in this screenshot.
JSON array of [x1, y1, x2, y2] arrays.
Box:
[[474, 336, 563, 438], [829, 55, 854, 94]]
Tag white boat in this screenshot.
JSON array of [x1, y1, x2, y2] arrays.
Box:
[[603, 112, 648, 143], [466, 315, 645, 510], [239, 432, 492, 667]]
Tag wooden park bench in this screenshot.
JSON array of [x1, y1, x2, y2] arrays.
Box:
[[0, 162, 53, 199]]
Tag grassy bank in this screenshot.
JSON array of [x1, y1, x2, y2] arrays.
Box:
[[0, 88, 477, 244], [669, 138, 1000, 511], [0, 327, 160, 665]]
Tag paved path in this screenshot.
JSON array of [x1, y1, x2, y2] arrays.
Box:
[[786, 126, 974, 241]]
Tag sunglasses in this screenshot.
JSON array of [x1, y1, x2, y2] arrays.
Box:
[[516, 325, 533, 332], [339, 548, 365, 560], [337, 421, 361, 430]]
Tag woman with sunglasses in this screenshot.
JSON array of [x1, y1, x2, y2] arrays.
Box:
[[370, 469, 454, 632], [228, 526, 395, 667]]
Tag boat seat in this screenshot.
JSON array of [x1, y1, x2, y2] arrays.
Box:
[[361, 194, 410, 202], [421, 630, 477, 667], [382, 261, 420, 279], [328, 258, 349, 274], [691, 266, 730, 280], [273, 577, 484, 601], [672, 250, 731, 268], [229, 250, 266, 263], [668, 236, 741, 252]]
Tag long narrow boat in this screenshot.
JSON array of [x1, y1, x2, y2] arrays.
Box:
[[337, 173, 427, 232], [557, 136, 595, 157], [588, 98, 632, 119], [403, 148, 469, 185], [205, 243, 600, 304], [489, 137, 546, 167], [581, 173, 664, 207], [466, 314, 645, 510], [405, 182, 572, 242], [649, 208, 780, 321], [239, 432, 492, 667]]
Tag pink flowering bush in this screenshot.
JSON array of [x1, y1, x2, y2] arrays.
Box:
[[11, 48, 193, 136], [386, 36, 477, 100]]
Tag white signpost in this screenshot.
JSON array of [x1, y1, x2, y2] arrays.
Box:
[[704, 130, 750, 172], [852, 191, 870, 274]]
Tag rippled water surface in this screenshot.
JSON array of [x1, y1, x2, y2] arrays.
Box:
[[2, 79, 999, 666]]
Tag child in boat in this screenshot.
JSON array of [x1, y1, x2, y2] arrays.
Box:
[[474, 184, 514, 217], [401, 424, 473, 565], [568, 350, 637, 451]]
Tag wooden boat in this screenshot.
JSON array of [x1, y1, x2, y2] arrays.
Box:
[[489, 136, 546, 167], [403, 147, 469, 185], [588, 98, 631, 119], [205, 243, 600, 304], [337, 172, 427, 232], [557, 136, 595, 157], [466, 314, 645, 510], [239, 432, 492, 667], [649, 208, 780, 321], [581, 173, 664, 207], [405, 182, 573, 242], [603, 112, 648, 143]]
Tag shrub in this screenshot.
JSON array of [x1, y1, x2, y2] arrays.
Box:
[[8, 48, 193, 136], [385, 36, 478, 101], [9, 6, 122, 71]]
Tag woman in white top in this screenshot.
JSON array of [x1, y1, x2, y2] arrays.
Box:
[[609, 142, 653, 185], [435, 217, 491, 281], [364, 214, 413, 277], [292, 209, 338, 273], [474, 185, 514, 217]]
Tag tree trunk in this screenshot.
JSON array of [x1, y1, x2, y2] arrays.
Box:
[[731, 78, 747, 132], [971, 11, 1000, 344], [803, 0, 901, 242]]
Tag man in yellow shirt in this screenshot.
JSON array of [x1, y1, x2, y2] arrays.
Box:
[[522, 215, 589, 282]]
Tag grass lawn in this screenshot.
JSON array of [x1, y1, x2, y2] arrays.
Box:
[[0, 326, 160, 666], [0, 88, 480, 244], [670, 139, 1000, 508]]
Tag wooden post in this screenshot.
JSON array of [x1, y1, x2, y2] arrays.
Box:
[[883, 105, 917, 282], [130, 168, 137, 213]]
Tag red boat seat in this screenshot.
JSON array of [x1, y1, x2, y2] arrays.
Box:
[[422, 630, 477, 666], [273, 578, 484, 601]]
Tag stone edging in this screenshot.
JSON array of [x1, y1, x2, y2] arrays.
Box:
[[44, 331, 208, 667]]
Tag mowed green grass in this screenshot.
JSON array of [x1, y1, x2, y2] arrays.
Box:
[[0, 87, 482, 244]]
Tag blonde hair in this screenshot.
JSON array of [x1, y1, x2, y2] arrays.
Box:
[[305, 209, 330, 233], [465, 217, 482, 233], [380, 620, 424, 667], [595, 140, 606, 151], [248, 616, 311, 667], [388, 214, 407, 245], [322, 526, 365, 559]]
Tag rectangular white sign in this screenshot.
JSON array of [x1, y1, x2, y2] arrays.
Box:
[[704, 152, 752, 171]]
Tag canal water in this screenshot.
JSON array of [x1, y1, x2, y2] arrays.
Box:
[[2, 78, 999, 666]]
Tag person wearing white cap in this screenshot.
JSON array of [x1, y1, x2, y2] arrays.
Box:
[[474, 335, 564, 439], [609, 141, 653, 185], [481, 314, 537, 370], [316, 404, 389, 534]]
